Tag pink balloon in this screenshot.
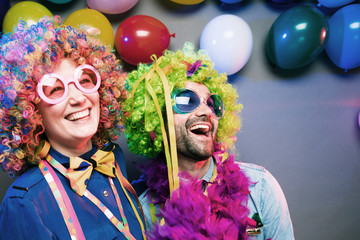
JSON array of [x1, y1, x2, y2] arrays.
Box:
[[86, 0, 138, 14]]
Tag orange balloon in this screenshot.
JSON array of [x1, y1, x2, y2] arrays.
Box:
[[64, 9, 114, 47]]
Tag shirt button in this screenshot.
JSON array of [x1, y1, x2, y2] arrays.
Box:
[[103, 190, 109, 197]]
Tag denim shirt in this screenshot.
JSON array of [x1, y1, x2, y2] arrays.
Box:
[[139, 159, 295, 240]]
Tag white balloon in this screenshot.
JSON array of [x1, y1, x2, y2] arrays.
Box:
[[200, 14, 253, 75]]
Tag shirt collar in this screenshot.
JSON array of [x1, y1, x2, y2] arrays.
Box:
[[48, 144, 98, 166], [202, 157, 215, 182]]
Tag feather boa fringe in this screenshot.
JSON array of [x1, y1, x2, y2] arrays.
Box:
[[142, 149, 254, 240]]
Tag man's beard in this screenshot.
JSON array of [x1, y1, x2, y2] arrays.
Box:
[[175, 117, 216, 161]]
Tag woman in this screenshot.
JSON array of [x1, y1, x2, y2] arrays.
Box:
[[0, 16, 146, 239]]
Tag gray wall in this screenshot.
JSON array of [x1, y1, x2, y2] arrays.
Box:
[[1, 0, 360, 239]]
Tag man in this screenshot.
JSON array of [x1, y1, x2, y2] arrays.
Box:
[[125, 42, 294, 239]]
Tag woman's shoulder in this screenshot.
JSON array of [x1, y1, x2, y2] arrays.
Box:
[[2, 165, 45, 202]]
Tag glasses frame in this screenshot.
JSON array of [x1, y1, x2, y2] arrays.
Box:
[[172, 88, 225, 119], [37, 64, 101, 105]]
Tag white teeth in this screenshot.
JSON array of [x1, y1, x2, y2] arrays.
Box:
[[189, 124, 209, 131], [66, 109, 89, 121]]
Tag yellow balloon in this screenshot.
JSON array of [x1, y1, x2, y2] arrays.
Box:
[[3, 1, 53, 34], [171, 0, 205, 4], [64, 9, 114, 48]]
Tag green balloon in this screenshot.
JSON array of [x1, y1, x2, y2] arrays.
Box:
[[266, 5, 329, 69]]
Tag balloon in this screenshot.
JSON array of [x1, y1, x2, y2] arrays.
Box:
[[115, 15, 175, 65], [325, 4, 360, 70], [265, 5, 329, 69], [200, 14, 253, 75], [2, 1, 53, 34], [317, 0, 355, 8], [0, 0, 10, 32], [86, 0, 138, 14], [64, 9, 114, 48], [46, 0, 72, 3], [171, 0, 204, 5]]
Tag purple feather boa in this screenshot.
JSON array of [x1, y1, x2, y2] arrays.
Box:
[[141, 149, 254, 240]]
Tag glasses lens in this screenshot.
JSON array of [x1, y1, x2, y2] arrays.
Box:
[[207, 95, 224, 118], [78, 68, 98, 90], [41, 76, 66, 100], [174, 89, 200, 113]]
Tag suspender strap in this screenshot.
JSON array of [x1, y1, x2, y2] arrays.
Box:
[[40, 154, 140, 240], [115, 163, 147, 238], [39, 160, 86, 240]]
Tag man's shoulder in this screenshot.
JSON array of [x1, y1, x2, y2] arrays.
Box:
[[237, 162, 267, 172], [236, 162, 268, 183]]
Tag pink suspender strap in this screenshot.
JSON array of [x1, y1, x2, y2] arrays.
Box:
[[41, 154, 138, 240], [39, 160, 86, 240]]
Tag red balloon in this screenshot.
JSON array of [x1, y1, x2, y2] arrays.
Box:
[[115, 15, 175, 65]]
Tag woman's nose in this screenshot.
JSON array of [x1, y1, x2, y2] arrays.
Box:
[[67, 83, 86, 104]]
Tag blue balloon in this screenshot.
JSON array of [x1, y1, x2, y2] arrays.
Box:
[[317, 0, 355, 8], [266, 5, 329, 69], [0, 0, 11, 32], [325, 4, 360, 70]]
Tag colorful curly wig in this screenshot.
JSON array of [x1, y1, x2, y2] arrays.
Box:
[[0, 16, 127, 177], [125, 42, 243, 159]]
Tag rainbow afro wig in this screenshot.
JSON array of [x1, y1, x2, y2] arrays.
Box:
[[0, 16, 127, 177], [125, 42, 243, 159]]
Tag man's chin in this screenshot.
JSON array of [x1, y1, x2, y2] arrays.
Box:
[[193, 147, 214, 161]]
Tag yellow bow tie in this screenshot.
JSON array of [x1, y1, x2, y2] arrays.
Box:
[[67, 147, 116, 196]]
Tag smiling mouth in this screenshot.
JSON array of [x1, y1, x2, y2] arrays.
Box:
[[189, 124, 211, 136], [65, 109, 90, 121]]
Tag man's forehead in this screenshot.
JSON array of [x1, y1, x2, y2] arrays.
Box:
[[185, 81, 211, 95]]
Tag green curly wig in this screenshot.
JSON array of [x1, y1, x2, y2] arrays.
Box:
[[124, 42, 243, 158]]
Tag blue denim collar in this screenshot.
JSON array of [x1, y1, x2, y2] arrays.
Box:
[[201, 157, 215, 182]]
